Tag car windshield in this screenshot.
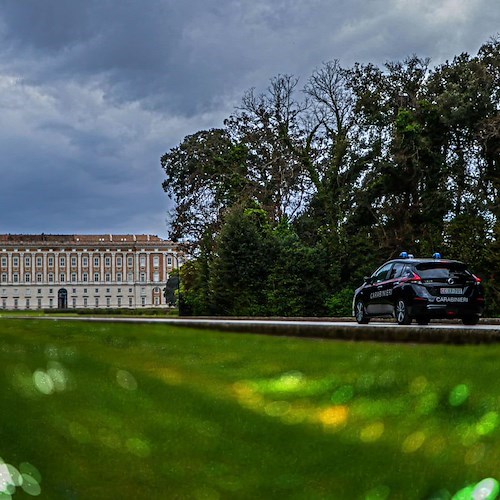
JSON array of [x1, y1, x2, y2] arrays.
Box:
[[415, 262, 471, 280]]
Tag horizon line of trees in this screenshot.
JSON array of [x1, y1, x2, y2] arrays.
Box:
[[161, 36, 499, 317]]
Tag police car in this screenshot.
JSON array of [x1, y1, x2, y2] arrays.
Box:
[[353, 253, 485, 325]]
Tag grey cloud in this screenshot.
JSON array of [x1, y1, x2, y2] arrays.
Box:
[[0, 0, 497, 236]]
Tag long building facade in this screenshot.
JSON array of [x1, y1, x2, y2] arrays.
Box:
[[0, 234, 184, 310]]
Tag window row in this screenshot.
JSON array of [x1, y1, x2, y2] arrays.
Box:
[[1, 296, 155, 309], [1, 272, 162, 283], [1, 255, 174, 268]]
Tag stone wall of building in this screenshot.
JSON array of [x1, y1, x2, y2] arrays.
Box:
[[0, 234, 184, 310]]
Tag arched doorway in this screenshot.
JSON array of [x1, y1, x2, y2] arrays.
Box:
[[58, 288, 68, 309]]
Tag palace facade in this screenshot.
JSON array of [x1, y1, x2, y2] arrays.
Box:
[[0, 234, 184, 310]]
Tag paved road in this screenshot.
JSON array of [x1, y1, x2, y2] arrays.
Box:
[[13, 315, 500, 344]]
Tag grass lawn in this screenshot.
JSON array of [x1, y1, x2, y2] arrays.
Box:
[[0, 318, 499, 499]]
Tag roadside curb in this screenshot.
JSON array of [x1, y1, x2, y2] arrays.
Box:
[[5, 316, 500, 345]]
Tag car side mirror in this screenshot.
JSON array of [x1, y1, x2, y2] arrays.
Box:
[[364, 276, 373, 284]]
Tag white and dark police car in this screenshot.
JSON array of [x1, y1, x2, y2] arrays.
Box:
[[353, 253, 485, 325]]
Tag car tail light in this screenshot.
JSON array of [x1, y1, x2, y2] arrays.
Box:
[[473, 274, 482, 283], [406, 272, 422, 284]]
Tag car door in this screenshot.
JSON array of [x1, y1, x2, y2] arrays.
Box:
[[366, 263, 394, 315]]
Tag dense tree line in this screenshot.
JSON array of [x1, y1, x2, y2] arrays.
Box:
[[162, 36, 500, 317]]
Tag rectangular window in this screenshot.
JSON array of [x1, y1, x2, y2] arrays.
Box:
[[140, 273, 146, 282], [60, 256, 66, 267], [106, 297, 110, 307], [116, 272, 122, 282], [154, 297, 159, 306], [93, 273, 99, 282], [1, 257, 7, 267], [60, 273, 65, 282], [72, 298, 76, 308], [13, 257, 19, 267], [167, 256, 172, 266], [116, 256, 122, 267], [48, 257, 54, 267], [140, 256, 146, 267], [13, 273, 19, 283], [71, 256, 77, 267], [25, 273, 31, 283], [26, 298, 30, 309], [105, 273, 111, 282], [129, 297, 133, 307], [14, 298, 18, 309], [71, 273, 77, 282], [37, 298, 42, 309], [82, 257, 89, 267], [83, 273, 88, 282], [117, 297, 122, 307], [94, 257, 100, 267], [127, 272, 133, 282], [153, 272, 159, 283], [37, 289, 41, 294], [95, 297, 99, 307], [84, 297, 88, 307], [48, 273, 54, 283], [36, 256, 42, 267], [105, 257, 111, 267], [2, 298, 6, 309], [49, 298, 53, 308], [37, 273, 42, 283], [25, 256, 31, 267], [153, 256, 159, 267], [127, 256, 133, 267], [141, 297, 146, 306], [1, 273, 6, 283]]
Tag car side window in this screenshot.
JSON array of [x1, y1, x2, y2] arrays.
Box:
[[390, 263, 405, 279], [373, 263, 393, 283]]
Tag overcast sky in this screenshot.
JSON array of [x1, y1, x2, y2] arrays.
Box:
[[0, 0, 498, 238]]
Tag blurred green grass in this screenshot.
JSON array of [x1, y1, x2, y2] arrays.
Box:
[[0, 318, 499, 499]]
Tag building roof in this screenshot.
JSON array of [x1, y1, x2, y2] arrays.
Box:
[[0, 234, 166, 243]]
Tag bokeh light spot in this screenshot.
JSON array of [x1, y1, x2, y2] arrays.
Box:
[[264, 401, 291, 417], [116, 370, 138, 391], [449, 384, 470, 407], [476, 412, 499, 436], [331, 385, 354, 405], [364, 484, 391, 499], [32, 370, 54, 395], [402, 431, 426, 453], [472, 478, 499, 500], [318, 406, 349, 428], [20, 474, 41, 496], [360, 422, 385, 443], [417, 392, 439, 415], [409, 376, 428, 395], [19, 464, 41, 484], [126, 438, 151, 458], [464, 443, 486, 465]]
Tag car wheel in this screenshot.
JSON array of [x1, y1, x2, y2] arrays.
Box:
[[355, 301, 370, 324], [395, 300, 412, 325], [462, 315, 479, 326]]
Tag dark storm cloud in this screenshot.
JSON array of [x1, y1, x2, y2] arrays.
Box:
[[0, 0, 498, 236]]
